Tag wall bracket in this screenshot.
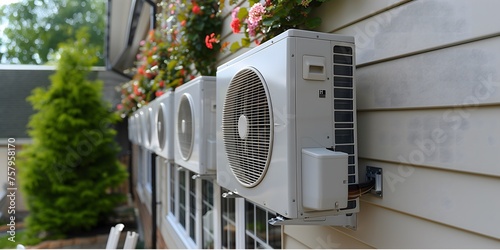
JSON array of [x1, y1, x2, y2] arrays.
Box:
[[268, 214, 357, 229], [366, 166, 383, 197]]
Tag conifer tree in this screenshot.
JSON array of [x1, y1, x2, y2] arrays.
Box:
[[19, 29, 128, 242]]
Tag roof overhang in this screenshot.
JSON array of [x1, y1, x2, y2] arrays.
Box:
[[106, 0, 156, 77]]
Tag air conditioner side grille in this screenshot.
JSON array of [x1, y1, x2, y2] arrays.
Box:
[[333, 45, 357, 184], [222, 68, 273, 188], [333, 45, 357, 210]]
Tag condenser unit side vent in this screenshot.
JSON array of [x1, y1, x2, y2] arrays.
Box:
[[332, 45, 356, 185]]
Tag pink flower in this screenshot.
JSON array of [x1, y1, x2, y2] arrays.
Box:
[[205, 33, 218, 49], [247, 21, 259, 37], [247, 3, 265, 37], [248, 3, 265, 24], [230, 18, 241, 33], [205, 35, 213, 49], [231, 7, 240, 19], [116, 104, 123, 110], [192, 4, 201, 15]]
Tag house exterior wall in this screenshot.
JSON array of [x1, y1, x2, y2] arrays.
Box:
[[130, 0, 500, 248], [216, 0, 500, 248], [282, 0, 499, 248]]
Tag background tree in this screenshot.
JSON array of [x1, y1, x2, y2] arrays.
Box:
[[19, 28, 127, 243], [0, 0, 105, 65]]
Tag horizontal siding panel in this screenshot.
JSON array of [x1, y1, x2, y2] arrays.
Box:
[[331, 0, 500, 65], [359, 159, 500, 240], [284, 225, 373, 249], [335, 201, 500, 248], [282, 234, 309, 249], [313, 0, 411, 32], [357, 107, 500, 176], [357, 36, 500, 110], [219, 0, 248, 37], [217, 1, 259, 63]]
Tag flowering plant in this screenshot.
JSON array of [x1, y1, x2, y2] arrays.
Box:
[[222, 0, 328, 52], [117, 0, 221, 117], [116, 29, 194, 117]]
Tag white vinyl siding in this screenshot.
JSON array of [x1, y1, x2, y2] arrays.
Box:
[[218, 0, 500, 248]]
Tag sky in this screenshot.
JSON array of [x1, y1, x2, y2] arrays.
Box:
[[0, 0, 21, 5], [0, 0, 21, 63]]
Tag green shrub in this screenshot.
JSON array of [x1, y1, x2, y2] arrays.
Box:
[[19, 28, 128, 242]]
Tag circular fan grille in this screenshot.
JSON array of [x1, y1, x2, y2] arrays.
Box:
[[136, 113, 142, 144], [146, 107, 153, 144], [129, 116, 135, 141], [177, 94, 194, 160], [157, 104, 166, 150], [222, 67, 273, 187]]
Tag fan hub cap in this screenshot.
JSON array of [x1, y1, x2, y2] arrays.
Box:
[[238, 114, 249, 139]]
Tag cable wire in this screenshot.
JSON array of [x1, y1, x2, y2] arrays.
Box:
[[348, 179, 375, 199]]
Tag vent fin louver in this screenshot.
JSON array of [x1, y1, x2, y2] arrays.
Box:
[[333, 45, 356, 185]]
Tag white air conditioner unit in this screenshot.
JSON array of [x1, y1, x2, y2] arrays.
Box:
[[128, 114, 135, 143], [133, 111, 142, 146], [139, 109, 148, 147], [138, 102, 155, 150], [174, 76, 217, 175], [154, 90, 175, 160], [216, 29, 358, 225], [145, 99, 160, 151]]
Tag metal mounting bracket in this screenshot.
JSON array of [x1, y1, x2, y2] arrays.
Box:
[[191, 174, 216, 180], [221, 191, 242, 199], [366, 166, 383, 197], [268, 214, 357, 229]]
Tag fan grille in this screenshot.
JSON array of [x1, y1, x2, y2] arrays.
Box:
[[177, 94, 194, 160], [146, 107, 153, 144], [157, 104, 166, 150], [136, 113, 142, 144], [222, 67, 273, 187]]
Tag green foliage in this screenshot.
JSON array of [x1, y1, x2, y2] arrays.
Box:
[[116, 0, 222, 117], [0, 230, 28, 248], [225, 0, 328, 49], [0, 0, 105, 65], [182, 1, 222, 76], [260, 0, 326, 42], [19, 28, 127, 242]]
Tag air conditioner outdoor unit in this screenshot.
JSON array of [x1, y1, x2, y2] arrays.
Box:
[[154, 90, 175, 160], [128, 114, 135, 144], [216, 29, 358, 226], [174, 76, 217, 175], [139, 108, 151, 148], [145, 98, 160, 151], [134, 111, 143, 146]]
